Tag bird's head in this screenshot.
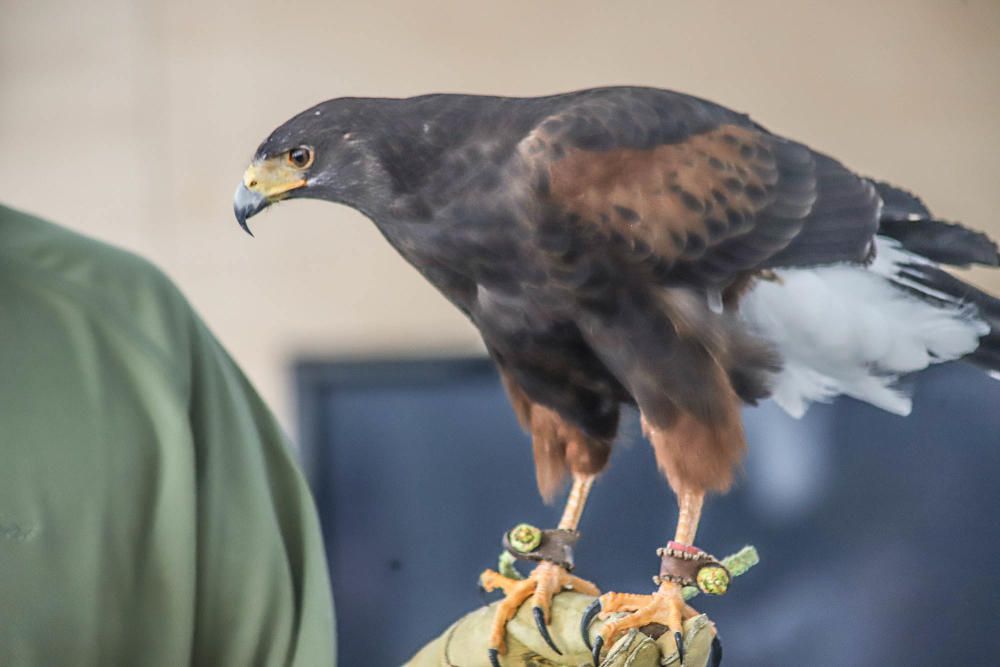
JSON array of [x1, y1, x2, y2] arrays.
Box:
[[234, 99, 394, 235]]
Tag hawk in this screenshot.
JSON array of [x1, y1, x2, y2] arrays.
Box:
[[235, 87, 999, 665]]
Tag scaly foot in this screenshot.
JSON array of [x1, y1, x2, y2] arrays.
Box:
[[480, 560, 600, 665], [585, 583, 700, 664]]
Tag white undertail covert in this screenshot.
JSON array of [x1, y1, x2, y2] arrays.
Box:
[[741, 237, 989, 417]]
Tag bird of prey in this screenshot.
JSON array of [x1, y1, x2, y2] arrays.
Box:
[[234, 87, 1000, 665]]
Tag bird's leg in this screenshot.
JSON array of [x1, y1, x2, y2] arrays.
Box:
[[586, 487, 721, 665], [480, 474, 600, 664], [674, 486, 704, 545], [558, 471, 594, 531]]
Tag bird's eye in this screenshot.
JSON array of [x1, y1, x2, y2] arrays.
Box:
[[287, 146, 314, 169]]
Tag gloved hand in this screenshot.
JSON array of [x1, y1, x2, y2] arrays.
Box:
[[405, 591, 721, 667]]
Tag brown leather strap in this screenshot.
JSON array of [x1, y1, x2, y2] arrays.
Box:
[[654, 541, 731, 595], [502, 527, 579, 571]]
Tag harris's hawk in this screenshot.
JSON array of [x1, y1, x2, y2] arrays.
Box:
[[234, 87, 1000, 664]]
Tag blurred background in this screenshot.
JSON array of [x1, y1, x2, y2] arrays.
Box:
[[3, 1, 999, 665]]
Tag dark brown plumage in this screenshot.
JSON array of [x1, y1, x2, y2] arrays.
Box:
[[236, 85, 1000, 660], [234, 86, 998, 497]]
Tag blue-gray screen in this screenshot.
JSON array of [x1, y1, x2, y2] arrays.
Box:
[[297, 359, 1000, 666]]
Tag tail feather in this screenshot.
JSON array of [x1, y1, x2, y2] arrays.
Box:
[[742, 182, 999, 418], [969, 334, 1000, 372], [872, 180, 1000, 268], [871, 182, 1000, 374], [871, 180, 932, 219], [905, 268, 1000, 373]]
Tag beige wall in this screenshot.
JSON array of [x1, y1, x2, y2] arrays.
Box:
[[2, 0, 999, 429]]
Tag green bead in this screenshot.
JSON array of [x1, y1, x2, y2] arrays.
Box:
[[696, 565, 730, 595], [507, 523, 543, 553]]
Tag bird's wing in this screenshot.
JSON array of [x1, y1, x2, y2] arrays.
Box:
[[514, 90, 881, 288]]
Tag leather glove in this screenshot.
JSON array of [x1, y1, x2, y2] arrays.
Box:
[[405, 591, 720, 667]]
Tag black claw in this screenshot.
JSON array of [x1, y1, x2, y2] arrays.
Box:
[[581, 598, 601, 650], [675, 630, 685, 665], [488, 647, 501, 667], [533, 606, 562, 655], [709, 636, 723, 667], [591, 635, 604, 666]]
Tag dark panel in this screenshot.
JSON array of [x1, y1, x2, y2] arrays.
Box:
[[295, 359, 1000, 666]]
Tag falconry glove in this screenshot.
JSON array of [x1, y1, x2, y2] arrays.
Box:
[[405, 592, 720, 667]]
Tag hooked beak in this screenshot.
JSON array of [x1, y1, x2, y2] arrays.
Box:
[[233, 159, 308, 236], [233, 183, 267, 236]]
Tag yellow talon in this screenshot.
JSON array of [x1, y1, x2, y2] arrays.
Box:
[[598, 583, 696, 648], [481, 561, 600, 656]]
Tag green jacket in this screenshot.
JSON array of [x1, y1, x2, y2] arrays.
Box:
[[0, 205, 335, 666]]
